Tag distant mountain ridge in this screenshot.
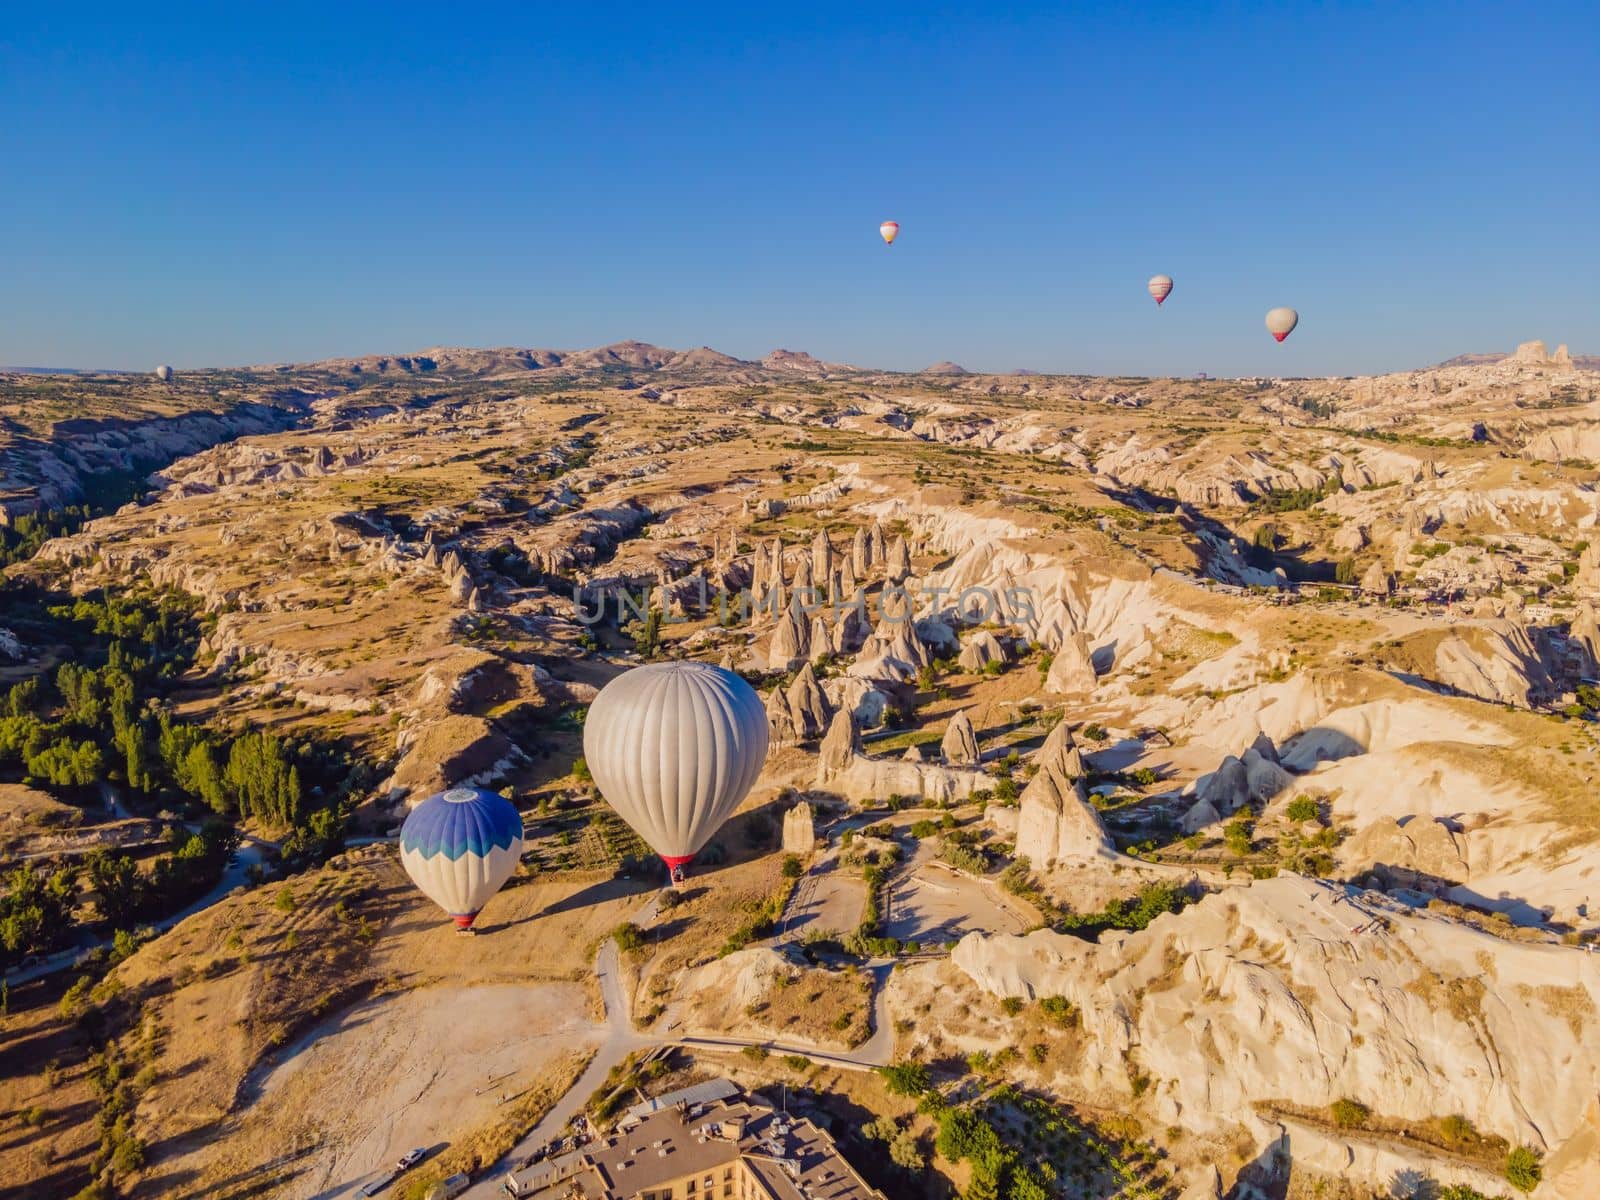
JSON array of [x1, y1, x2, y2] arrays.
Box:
[[1439, 345, 1598, 370], [273, 340, 861, 379]]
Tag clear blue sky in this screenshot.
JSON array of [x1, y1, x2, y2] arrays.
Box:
[[3, 2, 1595, 376]]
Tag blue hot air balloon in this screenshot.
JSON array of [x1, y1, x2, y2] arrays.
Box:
[[399, 787, 524, 931]]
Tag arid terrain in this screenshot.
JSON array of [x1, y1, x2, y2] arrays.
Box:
[[3, 336, 1599, 1200]]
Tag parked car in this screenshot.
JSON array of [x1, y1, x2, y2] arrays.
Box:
[[396, 1147, 428, 1171]]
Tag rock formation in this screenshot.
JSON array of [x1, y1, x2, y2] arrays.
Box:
[[1339, 814, 1469, 885], [1571, 602, 1600, 673], [940, 709, 980, 765], [782, 802, 816, 855], [1189, 755, 1250, 815], [765, 603, 810, 670], [868, 521, 887, 569], [957, 628, 1008, 672], [817, 708, 861, 778], [1044, 631, 1098, 695], [849, 613, 931, 682], [816, 706, 987, 806], [948, 874, 1600, 1191], [1360, 559, 1394, 596], [810, 529, 832, 584], [885, 533, 912, 583], [787, 662, 832, 739], [1015, 723, 1113, 865]]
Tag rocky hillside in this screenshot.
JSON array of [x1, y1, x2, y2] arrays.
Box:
[[9, 340, 1600, 1197]]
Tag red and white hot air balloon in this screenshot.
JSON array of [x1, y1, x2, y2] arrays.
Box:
[[1265, 307, 1299, 343], [583, 662, 769, 886], [1148, 274, 1173, 305], [879, 221, 900, 245]]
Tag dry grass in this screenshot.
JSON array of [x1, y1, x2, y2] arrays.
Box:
[[395, 1048, 594, 1198], [1403, 970, 1488, 1026], [1519, 982, 1595, 1040], [731, 963, 874, 1049]]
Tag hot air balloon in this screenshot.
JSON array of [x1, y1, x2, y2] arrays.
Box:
[[153, 364, 173, 382], [879, 221, 900, 245], [583, 662, 768, 884], [1148, 275, 1173, 306], [1265, 308, 1299, 343], [399, 786, 524, 931]]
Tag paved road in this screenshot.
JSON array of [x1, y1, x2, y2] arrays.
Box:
[[461, 897, 661, 1200]]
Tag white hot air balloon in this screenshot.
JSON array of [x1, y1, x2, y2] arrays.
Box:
[[1265, 307, 1299, 343], [399, 786, 524, 931], [1147, 275, 1173, 305], [584, 662, 768, 884], [879, 221, 900, 245], [153, 364, 174, 382]]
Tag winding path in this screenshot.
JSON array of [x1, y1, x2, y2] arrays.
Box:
[[461, 893, 896, 1198], [3, 830, 275, 987]]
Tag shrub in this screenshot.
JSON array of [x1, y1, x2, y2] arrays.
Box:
[[878, 1060, 931, 1096], [1285, 796, 1319, 823], [1330, 1097, 1370, 1128], [1039, 996, 1078, 1027], [1504, 1145, 1543, 1192], [741, 1044, 769, 1062], [780, 854, 803, 878], [1000, 996, 1024, 1016], [611, 923, 646, 954], [1437, 1112, 1478, 1146]]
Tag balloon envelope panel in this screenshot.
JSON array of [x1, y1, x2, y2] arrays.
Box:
[[583, 662, 769, 862], [399, 787, 524, 924]]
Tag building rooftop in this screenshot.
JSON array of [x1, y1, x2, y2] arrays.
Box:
[[505, 1081, 884, 1200]]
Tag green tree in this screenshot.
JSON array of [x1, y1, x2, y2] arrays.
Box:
[[632, 608, 663, 657], [878, 1060, 931, 1097], [86, 851, 146, 928], [889, 1128, 925, 1172], [27, 738, 106, 788]]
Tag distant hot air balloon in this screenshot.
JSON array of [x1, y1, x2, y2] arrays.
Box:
[[879, 221, 900, 245], [583, 662, 768, 884], [1265, 307, 1299, 343], [399, 786, 524, 931], [1148, 275, 1173, 305], [153, 364, 174, 382]]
